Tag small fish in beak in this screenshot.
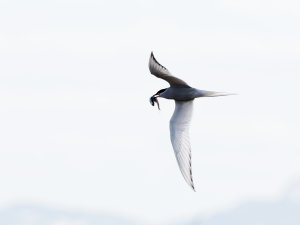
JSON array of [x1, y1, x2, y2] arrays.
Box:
[[150, 96, 160, 110]]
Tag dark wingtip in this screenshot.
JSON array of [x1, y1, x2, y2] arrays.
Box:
[[150, 51, 155, 60], [150, 51, 160, 66]]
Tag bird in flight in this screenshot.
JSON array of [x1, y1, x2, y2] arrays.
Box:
[[149, 52, 233, 191]]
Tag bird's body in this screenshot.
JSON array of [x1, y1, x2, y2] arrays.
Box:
[[148, 52, 233, 191], [159, 87, 200, 101]]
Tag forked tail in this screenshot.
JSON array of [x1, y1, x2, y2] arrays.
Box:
[[202, 91, 236, 97]]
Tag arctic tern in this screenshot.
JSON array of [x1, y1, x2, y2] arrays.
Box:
[[149, 52, 233, 191]]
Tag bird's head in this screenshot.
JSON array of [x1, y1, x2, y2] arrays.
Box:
[[149, 88, 167, 110]]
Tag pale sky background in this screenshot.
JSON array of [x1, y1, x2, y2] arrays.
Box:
[[0, 0, 300, 224]]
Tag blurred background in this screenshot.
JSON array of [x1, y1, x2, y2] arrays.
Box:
[[0, 0, 300, 224]]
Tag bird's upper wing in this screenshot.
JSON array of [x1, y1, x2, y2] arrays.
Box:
[[169, 100, 195, 191], [149, 52, 190, 87]]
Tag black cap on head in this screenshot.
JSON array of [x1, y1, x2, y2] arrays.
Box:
[[155, 88, 167, 95]]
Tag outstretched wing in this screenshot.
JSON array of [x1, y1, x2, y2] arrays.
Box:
[[149, 52, 190, 87], [169, 100, 195, 191]]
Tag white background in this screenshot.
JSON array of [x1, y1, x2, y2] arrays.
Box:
[[0, 0, 300, 224]]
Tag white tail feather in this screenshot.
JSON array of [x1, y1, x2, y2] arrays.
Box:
[[202, 91, 236, 97]]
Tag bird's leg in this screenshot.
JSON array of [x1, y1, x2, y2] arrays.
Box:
[[149, 95, 160, 110]]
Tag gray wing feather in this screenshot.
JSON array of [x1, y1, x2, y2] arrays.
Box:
[[149, 52, 190, 87], [169, 100, 195, 191]]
